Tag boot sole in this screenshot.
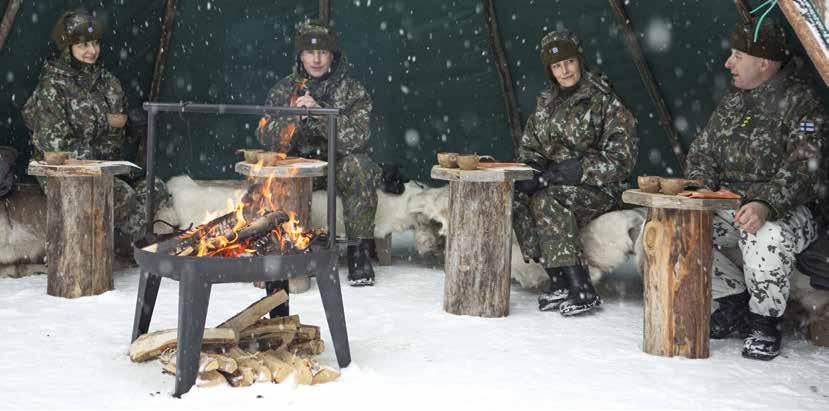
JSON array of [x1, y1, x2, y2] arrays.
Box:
[[538, 300, 565, 312], [560, 298, 602, 316], [741, 350, 779, 361], [348, 278, 375, 287]]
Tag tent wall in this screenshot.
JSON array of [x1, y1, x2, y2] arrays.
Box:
[[1, 0, 825, 184]]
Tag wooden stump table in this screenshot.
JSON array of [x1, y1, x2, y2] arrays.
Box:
[[27, 160, 134, 298], [622, 189, 741, 358], [235, 159, 326, 294], [431, 164, 533, 317]]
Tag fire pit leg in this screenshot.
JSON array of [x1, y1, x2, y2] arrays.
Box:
[[131, 271, 162, 341], [316, 265, 351, 368], [173, 275, 213, 398], [265, 280, 290, 318]]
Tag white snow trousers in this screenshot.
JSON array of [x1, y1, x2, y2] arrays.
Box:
[[711, 205, 818, 318]]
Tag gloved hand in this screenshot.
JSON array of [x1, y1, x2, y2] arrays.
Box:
[[540, 158, 583, 186], [515, 161, 545, 194]]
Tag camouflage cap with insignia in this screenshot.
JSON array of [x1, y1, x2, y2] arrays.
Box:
[[50, 9, 103, 50], [295, 20, 338, 54], [731, 20, 789, 62], [540, 30, 582, 67]]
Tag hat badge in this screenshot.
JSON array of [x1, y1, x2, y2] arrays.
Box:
[[311, 37, 318, 44], [88, 26, 94, 33], [552, 47, 559, 54]]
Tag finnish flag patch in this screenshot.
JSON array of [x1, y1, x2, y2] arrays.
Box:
[[799, 121, 816, 132]]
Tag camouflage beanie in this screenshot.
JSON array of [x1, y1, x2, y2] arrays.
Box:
[[730, 21, 789, 62], [50, 9, 102, 50], [294, 20, 338, 54], [540, 30, 582, 67]]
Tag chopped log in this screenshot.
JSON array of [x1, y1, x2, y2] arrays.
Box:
[[160, 209, 290, 256], [443, 181, 513, 317], [227, 347, 272, 383], [225, 367, 256, 387], [268, 350, 313, 385], [196, 370, 227, 388], [295, 324, 320, 342], [46, 176, 114, 298], [217, 290, 289, 337], [207, 353, 238, 374], [0, 0, 21, 52], [608, 0, 685, 169], [289, 340, 325, 357], [312, 368, 340, 385], [244, 315, 300, 329], [259, 351, 297, 383], [161, 352, 219, 375], [129, 328, 236, 362], [239, 322, 298, 340], [240, 331, 296, 352], [641, 207, 712, 358]]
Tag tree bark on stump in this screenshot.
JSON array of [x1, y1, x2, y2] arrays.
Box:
[[46, 176, 114, 298], [641, 207, 712, 358], [255, 176, 313, 293], [443, 181, 512, 317]]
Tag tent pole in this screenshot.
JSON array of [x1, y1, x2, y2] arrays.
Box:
[[320, 0, 330, 24], [608, 0, 685, 172], [734, 0, 754, 24], [778, 0, 829, 86], [149, 0, 178, 102], [482, 0, 523, 153], [0, 0, 21, 52]]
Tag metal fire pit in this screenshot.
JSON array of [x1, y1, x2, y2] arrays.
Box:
[[131, 102, 349, 397]]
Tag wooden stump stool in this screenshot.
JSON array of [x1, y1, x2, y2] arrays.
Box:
[[235, 160, 326, 294], [28, 160, 133, 298], [623, 189, 741, 358], [432, 164, 533, 317]]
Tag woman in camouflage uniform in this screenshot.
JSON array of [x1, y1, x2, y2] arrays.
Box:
[[257, 20, 381, 286], [513, 30, 638, 316], [22, 9, 169, 256]]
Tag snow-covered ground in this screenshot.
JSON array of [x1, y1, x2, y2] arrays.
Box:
[[1, 232, 828, 411]]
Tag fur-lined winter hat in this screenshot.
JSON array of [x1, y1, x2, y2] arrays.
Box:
[[730, 20, 789, 62], [540, 30, 582, 67], [50, 9, 102, 50], [295, 20, 338, 54]]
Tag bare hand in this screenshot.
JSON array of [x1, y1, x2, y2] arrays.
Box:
[[734, 201, 770, 235], [107, 113, 127, 128], [294, 92, 319, 109]]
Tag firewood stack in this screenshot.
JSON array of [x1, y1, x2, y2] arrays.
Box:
[[128, 290, 340, 388]]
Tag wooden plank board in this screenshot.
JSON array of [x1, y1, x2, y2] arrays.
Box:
[[28, 160, 135, 177], [622, 189, 741, 211], [129, 328, 236, 362], [431, 165, 534, 183], [235, 160, 326, 178], [217, 290, 289, 336], [779, 0, 829, 86]]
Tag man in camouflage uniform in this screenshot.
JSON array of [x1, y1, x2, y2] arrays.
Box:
[[685, 21, 824, 360], [513, 30, 638, 316], [257, 20, 381, 286], [21, 9, 171, 256]]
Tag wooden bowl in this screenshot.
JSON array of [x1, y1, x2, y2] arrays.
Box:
[[44, 151, 71, 165], [236, 149, 264, 164], [660, 178, 690, 195], [457, 154, 480, 170], [437, 152, 458, 168], [637, 176, 660, 193], [256, 151, 287, 166]]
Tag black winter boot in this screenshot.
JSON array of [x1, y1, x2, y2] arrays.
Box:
[[710, 291, 750, 339], [538, 267, 569, 311], [742, 312, 783, 361], [347, 239, 375, 287], [558, 265, 601, 316]]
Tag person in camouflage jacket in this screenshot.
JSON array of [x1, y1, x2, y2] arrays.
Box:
[[686, 21, 825, 361], [21, 9, 170, 256], [257, 20, 381, 286], [513, 30, 638, 316]]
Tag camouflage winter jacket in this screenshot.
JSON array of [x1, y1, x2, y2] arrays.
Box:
[[685, 60, 825, 220], [516, 69, 638, 200], [22, 53, 126, 160], [257, 54, 372, 159]]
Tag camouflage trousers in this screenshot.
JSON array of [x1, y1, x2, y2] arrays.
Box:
[[711, 206, 818, 317], [513, 185, 616, 268], [312, 153, 381, 239], [37, 176, 172, 255]]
